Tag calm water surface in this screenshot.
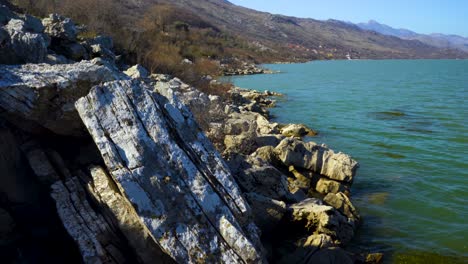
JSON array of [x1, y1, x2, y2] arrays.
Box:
[[229, 60, 468, 263]]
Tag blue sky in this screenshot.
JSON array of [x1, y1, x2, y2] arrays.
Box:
[[229, 0, 468, 37]]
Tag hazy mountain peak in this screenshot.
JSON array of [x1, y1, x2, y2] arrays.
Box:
[[356, 20, 468, 52]]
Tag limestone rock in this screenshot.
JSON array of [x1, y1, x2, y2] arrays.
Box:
[[288, 166, 314, 191], [0, 61, 122, 136], [61, 42, 88, 61], [281, 123, 318, 137], [45, 53, 70, 64], [124, 64, 149, 79], [42, 14, 77, 41], [20, 14, 44, 33], [224, 117, 256, 135], [288, 166, 350, 196], [289, 198, 355, 245], [254, 134, 283, 148], [302, 234, 335, 249], [88, 166, 175, 264], [87, 35, 113, 50], [256, 114, 279, 134], [51, 179, 121, 264], [0, 18, 48, 64], [90, 43, 115, 61], [245, 193, 287, 233], [75, 80, 264, 263], [275, 138, 359, 183], [252, 146, 280, 166], [236, 157, 291, 201], [324, 192, 360, 222], [314, 178, 349, 195], [224, 133, 257, 154]]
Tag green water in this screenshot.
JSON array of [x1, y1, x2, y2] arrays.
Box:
[[229, 60, 468, 263]]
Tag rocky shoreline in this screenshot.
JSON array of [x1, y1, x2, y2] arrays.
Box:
[[0, 5, 381, 264], [221, 62, 279, 76], [164, 83, 382, 263]]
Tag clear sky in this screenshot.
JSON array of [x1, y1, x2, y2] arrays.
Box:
[[228, 0, 468, 37]]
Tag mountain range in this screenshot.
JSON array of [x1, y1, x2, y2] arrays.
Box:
[[357, 20, 468, 53], [136, 0, 466, 59]]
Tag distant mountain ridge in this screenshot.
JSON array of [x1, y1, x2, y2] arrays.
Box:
[[143, 0, 467, 59], [357, 20, 468, 52], [15, 0, 468, 60]]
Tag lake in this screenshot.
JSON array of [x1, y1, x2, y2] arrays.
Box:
[[229, 60, 468, 263]]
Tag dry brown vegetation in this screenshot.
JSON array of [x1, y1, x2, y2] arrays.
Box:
[[11, 0, 285, 94]]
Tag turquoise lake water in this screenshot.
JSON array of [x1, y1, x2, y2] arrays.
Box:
[[228, 60, 468, 263]]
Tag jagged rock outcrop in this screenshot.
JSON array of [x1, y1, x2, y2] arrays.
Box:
[[289, 198, 355, 246], [0, 61, 123, 136], [0, 5, 48, 64], [226, 154, 292, 202], [42, 14, 78, 41], [275, 138, 359, 183], [1, 5, 117, 65], [124, 64, 150, 79], [152, 77, 365, 262], [280, 123, 318, 137], [20, 140, 143, 263], [0, 5, 375, 263], [324, 192, 360, 223], [75, 80, 265, 263], [244, 193, 287, 233]]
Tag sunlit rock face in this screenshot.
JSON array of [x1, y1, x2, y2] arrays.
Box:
[[76, 79, 265, 263]]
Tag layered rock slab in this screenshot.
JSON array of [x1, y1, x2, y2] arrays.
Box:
[[0, 61, 121, 136], [75, 80, 264, 263]]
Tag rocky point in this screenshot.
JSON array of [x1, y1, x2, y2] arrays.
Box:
[[0, 4, 380, 264]]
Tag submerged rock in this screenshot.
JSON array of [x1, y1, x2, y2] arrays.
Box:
[[76, 80, 265, 263]]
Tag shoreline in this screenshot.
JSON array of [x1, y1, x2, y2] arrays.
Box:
[[227, 62, 468, 263], [160, 74, 382, 262], [215, 83, 380, 261]]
